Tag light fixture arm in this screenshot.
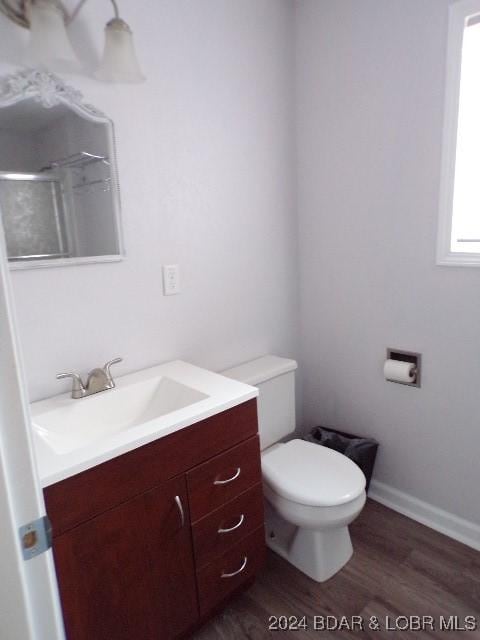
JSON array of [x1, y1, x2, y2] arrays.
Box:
[[0, 0, 121, 28], [0, 1, 29, 27], [110, 0, 119, 19], [0, 0, 69, 28], [69, 0, 119, 24]]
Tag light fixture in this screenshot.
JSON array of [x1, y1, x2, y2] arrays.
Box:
[[95, 2, 145, 83], [25, 0, 79, 71], [0, 0, 146, 83]]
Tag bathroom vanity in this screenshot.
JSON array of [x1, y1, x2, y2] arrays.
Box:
[[44, 401, 264, 639], [33, 363, 265, 640]]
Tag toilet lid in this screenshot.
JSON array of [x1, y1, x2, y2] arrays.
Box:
[[261, 439, 366, 507]]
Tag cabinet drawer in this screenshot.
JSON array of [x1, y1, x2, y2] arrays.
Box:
[[192, 484, 264, 569], [187, 436, 261, 522], [196, 526, 265, 617]]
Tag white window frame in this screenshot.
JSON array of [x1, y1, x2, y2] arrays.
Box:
[[437, 0, 480, 267]]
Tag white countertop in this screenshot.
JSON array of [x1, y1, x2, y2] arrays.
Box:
[[31, 360, 258, 487]]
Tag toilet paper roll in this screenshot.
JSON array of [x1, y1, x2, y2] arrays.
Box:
[[384, 359, 416, 384]]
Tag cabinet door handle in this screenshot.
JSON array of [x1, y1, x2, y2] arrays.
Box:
[[218, 514, 245, 534], [213, 467, 241, 485], [221, 556, 248, 579], [174, 495, 185, 528]]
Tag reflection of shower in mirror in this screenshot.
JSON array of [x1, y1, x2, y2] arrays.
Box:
[[0, 172, 69, 261], [0, 69, 124, 269]]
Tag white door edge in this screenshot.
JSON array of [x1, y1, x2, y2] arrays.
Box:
[[0, 212, 65, 640]]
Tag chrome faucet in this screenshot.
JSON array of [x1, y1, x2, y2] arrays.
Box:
[[57, 358, 123, 399]]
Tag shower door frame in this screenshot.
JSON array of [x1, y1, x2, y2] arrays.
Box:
[[0, 171, 71, 262]]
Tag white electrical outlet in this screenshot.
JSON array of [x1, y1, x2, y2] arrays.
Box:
[[162, 264, 180, 295]]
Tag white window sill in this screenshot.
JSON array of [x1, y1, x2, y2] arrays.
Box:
[[437, 251, 480, 267]]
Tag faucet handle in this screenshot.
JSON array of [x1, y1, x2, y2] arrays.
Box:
[[103, 358, 123, 383], [56, 372, 86, 399]]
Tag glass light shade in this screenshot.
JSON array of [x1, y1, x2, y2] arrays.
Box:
[[25, 0, 80, 72], [95, 18, 145, 84]]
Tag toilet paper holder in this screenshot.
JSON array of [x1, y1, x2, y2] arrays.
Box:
[[386, 348, 422, 388]]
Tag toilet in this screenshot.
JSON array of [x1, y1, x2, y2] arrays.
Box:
[[222, 355, 366, 582]]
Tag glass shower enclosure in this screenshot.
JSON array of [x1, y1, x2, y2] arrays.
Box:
[[0, 172, 70, 262]]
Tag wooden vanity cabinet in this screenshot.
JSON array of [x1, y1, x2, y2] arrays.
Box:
[[44, 399, 265, 640], [52, 476, 197, 640]]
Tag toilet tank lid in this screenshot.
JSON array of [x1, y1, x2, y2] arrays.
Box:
[[221, 355, 297, 386]]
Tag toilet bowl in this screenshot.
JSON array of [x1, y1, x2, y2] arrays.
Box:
[[221, 355, 367, 583], [262, 439, 366, 582]]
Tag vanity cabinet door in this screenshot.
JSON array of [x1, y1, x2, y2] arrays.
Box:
[[52, 475, 198, 640], [143, 476, 199, 639]]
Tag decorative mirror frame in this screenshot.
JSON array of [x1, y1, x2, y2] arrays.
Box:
[[0, 68, 125, 270]]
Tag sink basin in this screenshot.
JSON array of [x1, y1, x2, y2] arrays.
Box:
[[33, 376, 209, 455], [30, 360, 258, 488]]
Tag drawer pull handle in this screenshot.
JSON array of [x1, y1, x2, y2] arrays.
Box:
[[214, 467, 241, 486], [218, 514, 245, 534], [174, 495, 185, 528], [221, 556, 248, 579]]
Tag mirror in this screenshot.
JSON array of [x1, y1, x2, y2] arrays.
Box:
[[0, 69, 123, 269]]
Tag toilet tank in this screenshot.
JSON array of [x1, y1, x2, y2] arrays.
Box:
[[221, 355, 297, 450]]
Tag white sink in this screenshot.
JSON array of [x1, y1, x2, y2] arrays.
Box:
[[33, 376, 209, 455], [31, 360, 258, 487]]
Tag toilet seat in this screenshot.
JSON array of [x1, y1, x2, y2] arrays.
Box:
[[262, 439, 366, 507]]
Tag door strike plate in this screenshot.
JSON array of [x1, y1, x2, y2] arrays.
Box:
[[19, 515, 52, 560]]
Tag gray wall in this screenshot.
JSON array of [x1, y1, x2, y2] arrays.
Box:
[[0, 0, 298, 401], [0, 129, 36, 171], [296, 0, 480, 524]]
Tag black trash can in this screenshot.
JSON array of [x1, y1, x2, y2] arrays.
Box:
[[305, 426, 378, 491]]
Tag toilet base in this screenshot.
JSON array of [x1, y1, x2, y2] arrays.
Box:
[[264, 503, 354, 582]]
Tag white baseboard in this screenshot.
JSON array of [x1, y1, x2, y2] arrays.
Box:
[[368, 480, 480, 552]]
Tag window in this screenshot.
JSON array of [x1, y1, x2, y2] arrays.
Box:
[[437, 0, 480, 266]]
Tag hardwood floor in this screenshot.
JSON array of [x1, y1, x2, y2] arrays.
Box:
[[193, 500, 480, 639]]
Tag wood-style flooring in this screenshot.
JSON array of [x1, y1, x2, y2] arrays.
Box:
[[194, 500, 480, 639]]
